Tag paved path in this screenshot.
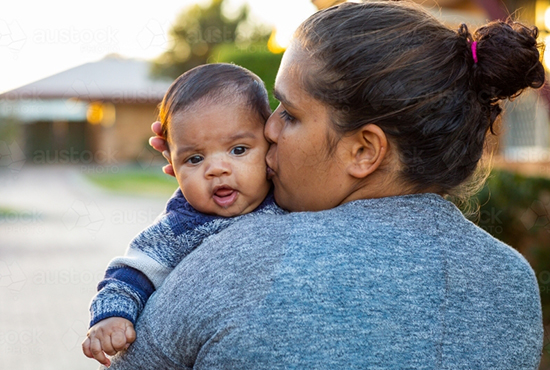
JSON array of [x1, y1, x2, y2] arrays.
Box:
[[0, 165, 170, 370]]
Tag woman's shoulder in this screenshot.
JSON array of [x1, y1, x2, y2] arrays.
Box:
[[286, 193, 535, 274], [225, 193, 535, 273]]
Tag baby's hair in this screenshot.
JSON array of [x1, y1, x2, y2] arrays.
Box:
[[158, 63, 271, 142], [293, 1, 545, 198]]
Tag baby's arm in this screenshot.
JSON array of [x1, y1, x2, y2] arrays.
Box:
[[83, 217, 175, 366], [83, 189, 240, 365]]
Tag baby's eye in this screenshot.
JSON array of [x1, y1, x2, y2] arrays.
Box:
[[186, 155, 203, 164], [231, 146, 247, 156]]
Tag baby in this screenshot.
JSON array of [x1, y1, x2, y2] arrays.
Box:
[[82, 63, 284, 367]]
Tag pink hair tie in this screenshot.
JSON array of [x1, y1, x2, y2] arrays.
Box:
[[471, 41, 478, 64]]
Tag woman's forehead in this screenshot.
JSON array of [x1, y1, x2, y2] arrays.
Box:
[[274, 47, 314, 111]]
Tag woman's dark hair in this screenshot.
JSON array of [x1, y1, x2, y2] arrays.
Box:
[[293, 1, 545, 196], [158, 63, 271, 142]]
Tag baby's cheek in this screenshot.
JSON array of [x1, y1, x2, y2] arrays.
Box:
[[235, 160, 263, 180]]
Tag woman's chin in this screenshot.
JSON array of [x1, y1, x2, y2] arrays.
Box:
[[272, 187, 289, 211], [273, 191, 305, 212]]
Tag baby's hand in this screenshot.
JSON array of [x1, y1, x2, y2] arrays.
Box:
[[82, 317, 136, 367]]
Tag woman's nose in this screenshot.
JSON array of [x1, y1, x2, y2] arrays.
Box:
[[205, 156, 231, 178], [264, 107, 282, 144]]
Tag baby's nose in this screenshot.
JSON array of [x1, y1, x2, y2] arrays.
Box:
[[205, 157, 231, 178]]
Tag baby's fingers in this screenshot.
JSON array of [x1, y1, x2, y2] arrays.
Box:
[[149, 136, 167, 152], [162, 163, 175, 177], [111, 330, 129, 352], [82, 337, 94, 358], [151, 121, 163, 136], [90, 337, 112, 367], [126, 325, 136, 345]]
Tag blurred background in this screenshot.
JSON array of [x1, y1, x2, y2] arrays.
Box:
[[0, 0, 550, 369]]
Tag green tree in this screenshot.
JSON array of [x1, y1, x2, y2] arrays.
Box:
[[150, 0, 269, 79]]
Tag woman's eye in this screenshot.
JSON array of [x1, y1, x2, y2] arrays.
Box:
[[186, 155, 203, 164], [279, 110, 296, 123], [231, 146, 247, 156]]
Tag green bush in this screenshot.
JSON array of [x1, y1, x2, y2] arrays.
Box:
[[454, 169, 550, 365], [458, 169, 550, 318]]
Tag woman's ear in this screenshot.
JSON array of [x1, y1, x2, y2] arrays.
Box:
[[346, 124, 388, 179]]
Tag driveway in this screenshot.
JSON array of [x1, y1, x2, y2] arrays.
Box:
[[0, 165, 170, 370]]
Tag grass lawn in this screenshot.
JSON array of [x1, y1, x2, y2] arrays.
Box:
[[85, 166, 178, 196]]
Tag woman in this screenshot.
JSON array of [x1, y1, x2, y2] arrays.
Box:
[[106, 2, 544, 368]]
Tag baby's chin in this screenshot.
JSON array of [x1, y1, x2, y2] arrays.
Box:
[[206, 197, 267, 218], [189, 200, 250, 218]]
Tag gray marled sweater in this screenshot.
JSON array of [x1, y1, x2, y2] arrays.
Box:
[[105, 193, 542, 369]]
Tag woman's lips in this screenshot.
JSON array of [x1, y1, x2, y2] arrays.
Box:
[[266, 147, 276, 178], [213, 187, 238, 208], [266, 166, 276, 180]]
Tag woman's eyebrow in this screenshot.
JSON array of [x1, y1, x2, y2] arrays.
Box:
[[273, 88, 296, 110]]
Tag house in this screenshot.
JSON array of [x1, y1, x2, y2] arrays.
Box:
[[2, 0, 549, 175], [0, 54, 173, 166]]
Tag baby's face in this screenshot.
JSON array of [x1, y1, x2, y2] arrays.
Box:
[[168, 101, 271, 217]]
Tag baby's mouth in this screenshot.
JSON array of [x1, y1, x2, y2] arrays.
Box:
[[213, 186, 238, 208]]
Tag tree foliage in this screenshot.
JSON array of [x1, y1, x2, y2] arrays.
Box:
[[150, 0, 269, 79]]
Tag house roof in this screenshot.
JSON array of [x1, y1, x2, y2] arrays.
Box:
[[0, 55, 173, 103]]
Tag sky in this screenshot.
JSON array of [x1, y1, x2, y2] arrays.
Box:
[[0, 0, 317, 94]]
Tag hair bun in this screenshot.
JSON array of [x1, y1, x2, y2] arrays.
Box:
[[471, 20, 545, 101]]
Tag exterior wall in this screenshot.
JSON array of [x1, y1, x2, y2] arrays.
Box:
[[22, 120, 99, 165], [97, 102, 160, 162]]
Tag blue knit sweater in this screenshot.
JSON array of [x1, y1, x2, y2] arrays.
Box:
[[104, 193, 543, 369], [89, 188, 284, 327]]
